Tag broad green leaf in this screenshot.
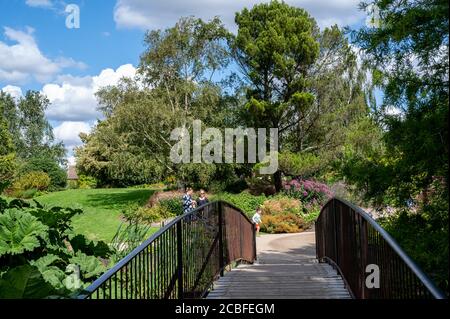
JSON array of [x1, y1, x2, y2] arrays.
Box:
[[29, 254, 67, 290], [0, 209, 48, 256], [7, 199, 30, 209], [0, 197, 7, 213], [30, 254, 61, 268], [69, 234, 112, 258], [69, 252, 106, 279], [0, 265, 57, 299]]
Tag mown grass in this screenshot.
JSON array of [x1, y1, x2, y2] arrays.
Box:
[[35, 188, 158, 242]]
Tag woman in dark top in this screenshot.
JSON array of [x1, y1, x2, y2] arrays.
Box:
[[196, 189, 209, 207]]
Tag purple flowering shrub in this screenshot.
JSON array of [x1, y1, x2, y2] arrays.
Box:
[[283, 178, 333, 207]]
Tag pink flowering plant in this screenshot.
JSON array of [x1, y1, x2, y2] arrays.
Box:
[[282, 178, 333, 208]]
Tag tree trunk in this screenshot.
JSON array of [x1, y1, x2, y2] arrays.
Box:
[[273, 170, 282, 193]]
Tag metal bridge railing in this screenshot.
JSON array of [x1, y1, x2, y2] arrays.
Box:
[[78, 201, 256, 299], [316, 197, 446, 299]]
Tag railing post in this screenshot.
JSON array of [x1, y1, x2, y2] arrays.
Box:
[[333, 199, 339, 265], [176, 220, 183, 299], [360, 218, 368, 299], [218, 201, 225, 276], [252, 220, 257, 262]]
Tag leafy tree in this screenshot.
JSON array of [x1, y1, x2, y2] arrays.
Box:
[[233, 1, 319, 190], [15, 91, 66, 164], [349, 0, 449, 206], [0, 96, 16, 192], [139, 16, 231, 125], [233, 2, 374, 188], [0, 92, 19, 142], [1, 91, 66, 165], [19, 156, 67, 190], [347, 0, 449, 290], [77, 17, 236, 188], [1, 91, 67, 194], [0, 90, 68, 198], [279, 25, 376, 182]]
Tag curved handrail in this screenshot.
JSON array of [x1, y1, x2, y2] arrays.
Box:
[[316, 197, 446, 299], [79, 200, 256, 299]]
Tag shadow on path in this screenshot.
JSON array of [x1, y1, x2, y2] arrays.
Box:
[[207, 231, 351, 299]]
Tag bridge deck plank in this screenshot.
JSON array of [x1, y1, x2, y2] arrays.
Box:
[[207, 232, 351, 299]]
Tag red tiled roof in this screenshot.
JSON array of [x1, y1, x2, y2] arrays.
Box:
[[67, 166, 79, 180]]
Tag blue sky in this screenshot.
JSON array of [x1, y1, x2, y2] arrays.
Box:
[[0, 0, 369, 163]]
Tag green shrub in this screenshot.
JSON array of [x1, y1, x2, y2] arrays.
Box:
[[209, 178, 248, 194], [110, 222, 152, 262], [128, 183, 166, 190], [378, 208, 448, 293], [214, 191, 267, 217], [122, 204, 175, 224], [261, 196, 302, 215], [159, 198, 183, 216], [142, 205, 174, 223], [78, 175, 98, 189], [20, 156, 67, 190], [163, 175, 178, 190], [20, 188, 38, 199], [261, 213, 307, 233], [279, 152, 323, 178], [300, 205, 321, 225], [67, 180, 79, 189], [259, 196, 307, 233], [13, 171, 51, 193], [208, 180, 228, 193], [122, 204, 140, 223], [246, 175, 276, 196], [0, 153, 16, 193]]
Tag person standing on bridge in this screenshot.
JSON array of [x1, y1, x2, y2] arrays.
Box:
[[182, 187, 196, 214], [252, 207, 263, 236], [196, 189, 209, 207]]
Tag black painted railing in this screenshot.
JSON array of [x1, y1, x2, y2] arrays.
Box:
[[78, 201, 256, 299], [316, 197, 446, 299]]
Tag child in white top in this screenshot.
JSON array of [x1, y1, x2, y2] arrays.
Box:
[[252, 207, 262, 236]]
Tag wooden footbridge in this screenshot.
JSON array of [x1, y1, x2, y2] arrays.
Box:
[[207, 232, 351, 299], [79, 198, 445, 299]]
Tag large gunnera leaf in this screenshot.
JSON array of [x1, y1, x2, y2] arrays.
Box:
[[69, 252, 106, 280], [0, 209, 48, 256], [0, 265, 57, 298], [30, 254, 67, 290], [69, 234, 112, 258]]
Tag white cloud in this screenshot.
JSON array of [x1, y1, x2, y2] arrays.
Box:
[[43, 82, 100, 122], [1, 85, 23, 100], [92, 64, 136, 91], [53, 121, 92, 151], [44, 64, 137, 121], [0, 27, 85, 84], [20, 64, 136, 161], [25, 0, 53, 8], [114, 0, 365, 31], [5, 63, 136, 155], [67, 156, 76, 166]]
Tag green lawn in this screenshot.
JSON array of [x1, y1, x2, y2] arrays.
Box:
[[35, 188, 157, 242]]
